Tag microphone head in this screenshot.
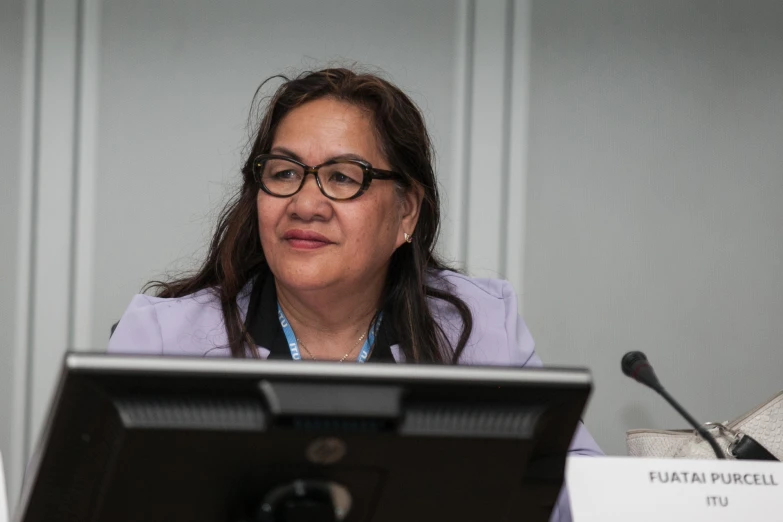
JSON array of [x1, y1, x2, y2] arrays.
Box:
[[621, 350, 662, 390], [621, 351, 649, 377]]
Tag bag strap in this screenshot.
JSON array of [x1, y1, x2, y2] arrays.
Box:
[[730, 433, 780, 461]]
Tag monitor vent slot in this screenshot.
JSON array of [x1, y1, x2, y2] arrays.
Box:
[[401, 405, 543, 438], [284, 416, 391, 433], [114, 396, 266, 430]]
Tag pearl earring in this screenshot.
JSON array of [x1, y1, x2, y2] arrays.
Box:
[[404, 232, 413, 243]]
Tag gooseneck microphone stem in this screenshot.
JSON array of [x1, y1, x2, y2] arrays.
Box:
[[654, 386, 725, 459], [621, 351, 725, 459]]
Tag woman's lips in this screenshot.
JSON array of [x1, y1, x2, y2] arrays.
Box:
[[288, 239, 330, 249], [282, 230, 334, 250]]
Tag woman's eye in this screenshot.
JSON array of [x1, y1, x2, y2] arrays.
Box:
[[330, 172, 358, 184], [272, 169, 298, 180]]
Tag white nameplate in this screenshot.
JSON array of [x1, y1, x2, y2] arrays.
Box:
[[0, 452, 8, 522], [567, 456, 783, 521]]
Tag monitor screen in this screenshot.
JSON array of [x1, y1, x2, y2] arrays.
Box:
[[17, 354, 592, 522]]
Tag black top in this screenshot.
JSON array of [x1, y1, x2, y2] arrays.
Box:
[[244, 269, 398, 362]]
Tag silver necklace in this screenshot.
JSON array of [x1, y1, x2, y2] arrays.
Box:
[[296, 331, 367, 363]]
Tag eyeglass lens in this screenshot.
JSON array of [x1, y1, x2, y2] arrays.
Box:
[[257, 157, 365, 199]]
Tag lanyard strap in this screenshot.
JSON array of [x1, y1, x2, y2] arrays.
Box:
[[277, 303, 381, 362]]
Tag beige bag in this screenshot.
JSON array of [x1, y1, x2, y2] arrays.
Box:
[[626, 391, 783, 460]]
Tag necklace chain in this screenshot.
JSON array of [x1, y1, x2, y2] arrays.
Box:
[[296, 331, 367, 363]]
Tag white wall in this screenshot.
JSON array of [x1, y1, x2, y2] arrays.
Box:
[[0, 0, 25, 508], [525, 0, 783, 455], [0, 0, 35, 513]]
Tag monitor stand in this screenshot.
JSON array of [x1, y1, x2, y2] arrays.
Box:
[[248, 480, 352, 522]]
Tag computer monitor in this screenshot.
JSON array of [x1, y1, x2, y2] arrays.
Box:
[[17, 353, 592, 522]]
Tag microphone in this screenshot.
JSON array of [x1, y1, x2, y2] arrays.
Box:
[[621, 351, 725, 459]]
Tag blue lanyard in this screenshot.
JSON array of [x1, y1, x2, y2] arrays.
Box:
[[277, 303, 381, 362]]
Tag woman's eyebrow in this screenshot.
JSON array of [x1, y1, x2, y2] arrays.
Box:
[[269, 147, 370, 164], [329, 152, 369, 163], [269, 146, 302, 161]]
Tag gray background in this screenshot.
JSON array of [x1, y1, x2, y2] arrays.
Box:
[[2, 0, 783, 513], [0, 0, 25, 502], [525, 0, 783, 448]]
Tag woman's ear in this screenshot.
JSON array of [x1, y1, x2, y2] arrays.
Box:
[[397, 183, 424, 247]]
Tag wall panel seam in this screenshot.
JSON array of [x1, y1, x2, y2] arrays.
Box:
[[506, 0, 531, 311], [71, 0, 100, 351], [451, 0, 475, 268], [67, 0, 85, 350], [11, 0, 42, 508], [26, 0, 80, 485], [498, 0, 514, 278]]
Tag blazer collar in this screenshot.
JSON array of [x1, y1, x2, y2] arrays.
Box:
[[244, 268, 397, 362]]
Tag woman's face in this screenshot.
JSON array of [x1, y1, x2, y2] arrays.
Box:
[[257, 97, 421, 294]]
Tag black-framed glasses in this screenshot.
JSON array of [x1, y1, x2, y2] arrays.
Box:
[[252, 154, 402, 201]]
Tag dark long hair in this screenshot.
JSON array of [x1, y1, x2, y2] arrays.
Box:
[[149, 68, 473, 363]]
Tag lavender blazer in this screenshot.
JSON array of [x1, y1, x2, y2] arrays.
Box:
[[108, 270, 602, 521]]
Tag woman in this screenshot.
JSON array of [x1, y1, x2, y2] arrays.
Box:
[[109, 68, 602, 520]]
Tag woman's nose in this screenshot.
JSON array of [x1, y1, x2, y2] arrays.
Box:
[[299, 172, 323, 197], [289, 174, 330, 220]]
